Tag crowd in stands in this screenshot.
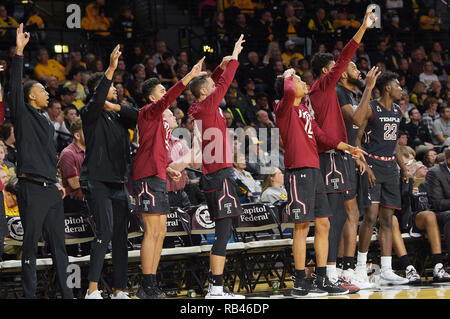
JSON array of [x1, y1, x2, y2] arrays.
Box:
[[0, 0, 449, 263]]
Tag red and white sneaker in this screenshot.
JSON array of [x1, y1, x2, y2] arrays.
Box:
[[336, 277, 360, 294]]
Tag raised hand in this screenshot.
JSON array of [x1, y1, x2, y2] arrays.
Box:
[[231, 34, 245, 60], [362, 4, 378, 29], [220, 56, 233, 70], [365, 66, 382, 90], [189, 56, 207, 78], [109, 45, 122, 71], [16, 23, 30, 55], [283, 68, 296, 78]]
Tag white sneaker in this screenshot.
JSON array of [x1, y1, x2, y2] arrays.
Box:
[[85, 290, 103, 299], [111, 291, 131, 299], [380, 269, 409, 286], [205, 286, 245, 299], [433, 263, 450, 283], [353, 265, 376, 289], [405, 265, 421, 284], [341, 268, 375, 290]]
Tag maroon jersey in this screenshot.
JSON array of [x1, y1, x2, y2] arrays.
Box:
[[133, 80, 186, 181], [188, 60, 239, 175], [306, 39, 360, 153], [275, 77, 341, 169]]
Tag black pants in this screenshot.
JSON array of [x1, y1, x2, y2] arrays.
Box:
[[84, 180, 130, 290], [17, 179, 73, 299], [436, 210, 450, 262]]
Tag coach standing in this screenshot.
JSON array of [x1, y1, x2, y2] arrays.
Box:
[[80, 45, 139, 299], [10, 24, 73, 299]]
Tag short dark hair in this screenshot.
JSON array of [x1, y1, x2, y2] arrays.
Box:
[[47, 98, 61, 109], [438, 105, 450, 114], [311, 52, 334, 78], [274, 76, 284, 100], [162, 52, 173, 61], [142, 77, 161, 101], [0, 123, 13, 141], [398, 130, 408, 137], [408, 107, 419, 117], [69, 118, 83, 135], [23, 80, 39, 103], [87, 72, 104, 94], [68, 66, 83, 80], [375, 71, 399, 93], [189, 75, 210, 99], [5, 176, 18, 196], [255, 91, 268, 101]]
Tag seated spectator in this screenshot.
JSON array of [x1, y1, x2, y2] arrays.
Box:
[[34, 48, 67, 82], [58, 118, 86, 212], [412, 160, 428, 191], [0, 5, 18, 41], [63, 66, 87, 109], [353, 42, 371, 68], [255, 92, 275, 123], [240, 51, 270, 92], [115, 82, 137, 109], [419, 61, 439, 91], [250, 9, 274, 54], [432, 105, 450, 146], [3, 175, 18, 217], [423, 148, 438, 168], [0, 139, 14, 175], [112, 5, 140, 43], [152, 40, 175, 66], [115, 58, 131, 88], [260, 167, 287, 204], [44, 99, 71, 150], [59, 86, 78, 110], [224, 89, 250, 127], [421, 148, 450, 266], [397, 58, 417, 91], [398, 98, 410, 123], [369, 40, 390, 68], [233, 152, 262, 201], [421, 97, 440, 135], [63, 106, 78, 133], [397, 130, 409, 147], [281, 40, 305, 70], [222, 0, 257, 15], [243, 126, 271, 180], [157, 52, 177, 87], [419, 7, 441, 32], [230, 13, 252, 45], [409, 49, 426, 78], [128, 64, 147, 107], [401, 107, 433, 150], [263, 41, 281, 65], [274, 4, 311, 56], [0, 124, 16, 165], [388, 41, 411, 71], [333, 9, 361, 40], [410, 81, 427, 110], [428, 80, 444, 103], [308, 7, 334, 48], [81, 2, 110, 37], [178, 89, 195, 114], [208, 11, 230, 56], [45, 75, 59, 101]]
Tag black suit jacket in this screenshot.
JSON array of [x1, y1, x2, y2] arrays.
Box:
[[421, 162, 450, 212]]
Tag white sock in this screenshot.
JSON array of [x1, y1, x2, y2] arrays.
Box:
[[210, 285, 223, 294], [326, 265, 337, 279], [356, 251, 367, 268], [381, 256, 392, 271]]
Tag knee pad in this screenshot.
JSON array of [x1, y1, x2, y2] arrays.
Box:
[[211, 218, 233, 257]]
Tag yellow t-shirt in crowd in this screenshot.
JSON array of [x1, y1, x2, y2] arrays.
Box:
[[282, 52, 305, 67], [34, 59, 66, 81]]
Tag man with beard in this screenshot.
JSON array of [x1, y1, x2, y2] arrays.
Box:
[[334, 64, 381, 289]]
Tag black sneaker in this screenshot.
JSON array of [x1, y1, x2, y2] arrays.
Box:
[[312, 274, 349, 296], [135, 286, 166, 299], [290, 276, 328, 298]]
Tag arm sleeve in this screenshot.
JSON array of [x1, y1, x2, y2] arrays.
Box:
[[81, 75, 112, 124], [317, 39, 360, 91], [118, 104, 139, 129], [210, 65, 224, 84], [312, 118, 341, 150], [9, 55, 26, 123], [140, 80, 186, 121], [199, 60, 239, 113], [425, 169, 450, 211], [273, 76, 296, 118]]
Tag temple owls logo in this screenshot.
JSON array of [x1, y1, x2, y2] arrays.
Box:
[[195, 205, 215, 229], [8, 217, 24, 241]]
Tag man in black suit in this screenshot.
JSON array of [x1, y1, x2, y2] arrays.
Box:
[[422, 148, 450, 265]]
